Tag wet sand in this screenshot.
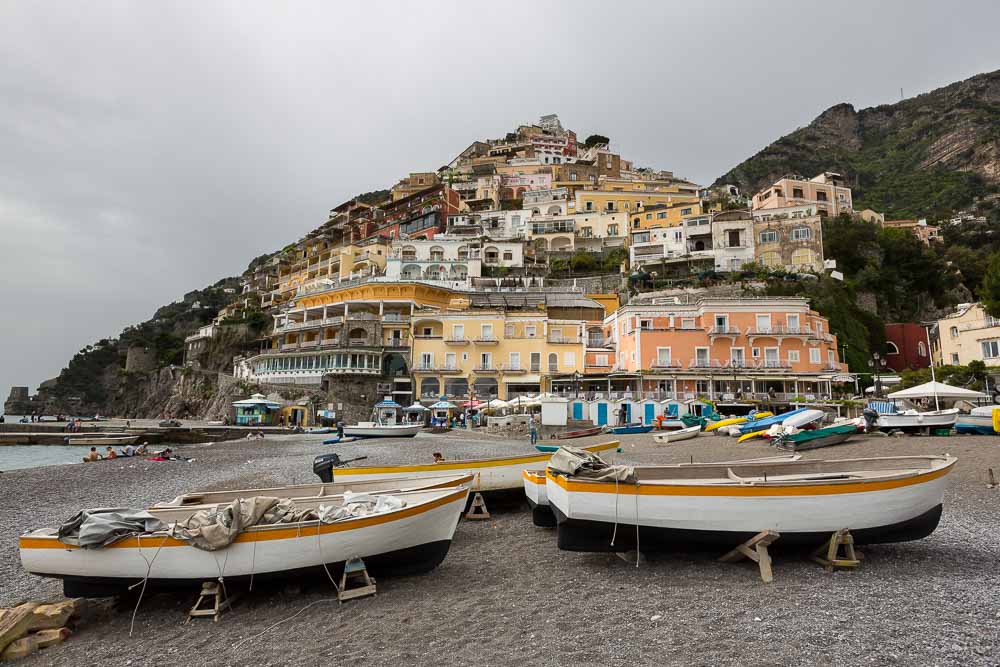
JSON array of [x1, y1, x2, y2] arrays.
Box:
[[1, 429, 998, 666]]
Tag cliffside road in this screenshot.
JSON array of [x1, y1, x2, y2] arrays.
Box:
[[1, 431, 998, 666]]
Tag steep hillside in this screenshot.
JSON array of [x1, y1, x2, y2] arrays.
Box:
[[715, 69, 1000, 219]]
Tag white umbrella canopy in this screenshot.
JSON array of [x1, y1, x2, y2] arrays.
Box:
[[485, 398, 511, 409], [888, 381, 986, 400]]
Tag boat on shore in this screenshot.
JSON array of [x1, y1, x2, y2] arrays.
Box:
[[872, 407, 959, 432], [344, 398, 422, 438], [606, 424, 654, 435], [553, 425, 605, 440], [152, 473, 475, 509], [773, 423, 858, 452], [955, 406, 999, 435], [326, 441, 621, 492], [737, 408, 809, 434], [547, 454, 956, 552], [653, 424, 701, 444], [21, 486, 470, 598]]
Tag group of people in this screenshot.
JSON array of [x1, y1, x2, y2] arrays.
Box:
[[244, 430, 266, 440], [85, 443, 151, 461], [64, 419, 86, 433]]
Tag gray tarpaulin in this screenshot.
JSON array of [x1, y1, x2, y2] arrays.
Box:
[[170, 497, 318, 551], [58, 508, 169, 549], [548, 446, 635, 482]]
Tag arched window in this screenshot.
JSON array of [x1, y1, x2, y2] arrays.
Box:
[[420, 377, 440, 398], [886, 341, 900, 355], [548, 352, 558, 372], [790, 248, 817, 268], [949, 326, 959, 338], [917, 341, 927, 357], [429, 246, 445, 261], [400, 245, 417, 260]]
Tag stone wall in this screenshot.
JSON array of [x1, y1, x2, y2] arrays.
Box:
[[125, 346, 157, 373], [320, 375, 386, 424]]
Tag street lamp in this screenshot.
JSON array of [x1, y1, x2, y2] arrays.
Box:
[[573, 371, 582, 399], [868, 352, 887, 398]]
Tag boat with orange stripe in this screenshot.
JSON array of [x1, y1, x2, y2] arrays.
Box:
[[546, 454, 957, 552], [20, 486, 470, 598]]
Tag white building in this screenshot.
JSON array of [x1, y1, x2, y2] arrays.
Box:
[[524, 188, 570, 216], [710, 211, 755, 272], [385, 236, 526, 283]]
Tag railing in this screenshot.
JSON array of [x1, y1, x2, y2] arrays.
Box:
[[445, 338, 470, 345], [414, 334, 443, 340], [758, 360, 792, 369], [300, 340, 320, 349], [747, 326, 814, 336], [474, 337, 499, 344], [548, 335, 581, 344], [650, 360, 682, 369], [382, 314, 410, 323], [689, 359, 723, 369], [708, 326, 741, 336], [384, 337, 410, 348], [474, 366, 498, 373], [587, 338, 613, 348]]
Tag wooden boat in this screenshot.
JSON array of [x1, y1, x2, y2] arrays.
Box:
[[606, 424, 654, 435], [547, 455, 956, 552], [773, 423, 858, 452], [954, 406, 998, 435], [653, 425, 701, 444], [343, 423, 422, 438], [522, 470, 554, 527], [331, 441, 621, 493], [554, 425, 605, 440], [152, 473, 475, 509], [21, 486, 470, 598], [70, 436, 139, 447]]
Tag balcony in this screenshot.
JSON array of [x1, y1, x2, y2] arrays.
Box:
[[384, 336, 411, 349], [280, 343, 299, 352], [747, 326, 814, 338], [548, 334, 581, 344], [382, 314, 410, 324], [300, 339, 320, 349], [649, 360, 682, 370], [445, 338, 470, 345], [688, 359, 723, 370], [708, 326, 741, 337], [348, 338, 374, 347], [474, 366, 499, 374], [474, 337, 499, 345], [757, 360, 793, 371], [587, 337, 614, 349], [414, 334, 443, 340], [501, 365, 527, 375], [414, 364, 462, 374]]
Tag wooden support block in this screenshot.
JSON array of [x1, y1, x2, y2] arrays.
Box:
[[28, 600, 77, 632], [33, 627, 71, 649], [810, 529, 861, 571], [1, 635, 39, 661], [464, 492, 491, 521], [719, 530, 780, 583], [188, 582, 236, 622], [0, 603, 39, 654], [338, 558, 376, 603], [988, 467, 997, 489]]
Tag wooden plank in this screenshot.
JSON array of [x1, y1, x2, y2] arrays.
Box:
[[28, 600, 76, 632], [33, 627, 71, 649], [0, 603, 39, 654], [1, 635, 39, 661]]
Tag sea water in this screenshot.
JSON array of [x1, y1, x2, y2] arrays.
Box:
[[0, 445, 95, 472]]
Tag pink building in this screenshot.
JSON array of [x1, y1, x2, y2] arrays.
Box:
[[752, 172, 852, 217], [604, 297, 846, 400]]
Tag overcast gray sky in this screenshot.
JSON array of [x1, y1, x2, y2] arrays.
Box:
[[2, 0, 999, 399]]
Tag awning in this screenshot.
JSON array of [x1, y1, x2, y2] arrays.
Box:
[[888, 381, 986, 400]]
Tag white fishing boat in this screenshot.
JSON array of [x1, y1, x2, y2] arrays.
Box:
[[331, 441, 621, 492], [21, 486, 470, 598], [955, 405, 999, 435], [653, 424, 701, 444], [152, 473, 475, 509], [344, 398, 422, 438], [868, 401, 959, 432], [546, 453, 956, 552]]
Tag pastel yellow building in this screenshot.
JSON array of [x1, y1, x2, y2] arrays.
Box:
[[576, 189, 702, 220]]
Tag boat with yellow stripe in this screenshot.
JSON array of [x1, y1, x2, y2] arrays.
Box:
[[21, 486, 470, 598], [331, 441, 621, 492], [546, 454, 956, 552]]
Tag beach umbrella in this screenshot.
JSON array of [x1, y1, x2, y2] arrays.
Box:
[[485, 398, 511, 410], [430, 400, 458, 410], [402, 402, 429, 412], [888, 381, 986, 400]]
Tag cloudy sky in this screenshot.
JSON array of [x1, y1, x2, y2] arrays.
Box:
[[2, 0, 999, 398]]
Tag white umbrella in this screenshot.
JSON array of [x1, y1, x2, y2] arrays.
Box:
[[485, 398, 511, 410], [888, 381, 986, 400]]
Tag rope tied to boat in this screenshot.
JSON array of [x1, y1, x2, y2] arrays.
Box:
[[128, 533, 170, 638]]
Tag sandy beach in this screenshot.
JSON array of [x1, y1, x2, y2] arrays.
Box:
[[1, 429, 998, 666]]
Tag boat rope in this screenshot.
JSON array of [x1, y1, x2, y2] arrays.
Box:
[[249, 537, 258, 592], [314, 520, 341, 594], [231, 598, 338, 651], [634, 484, 640, 568], [128, 532, 170, 638]]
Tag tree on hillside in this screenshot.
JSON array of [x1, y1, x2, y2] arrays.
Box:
[[583, 134, 609, 147], [980, 252, 1000, 317]]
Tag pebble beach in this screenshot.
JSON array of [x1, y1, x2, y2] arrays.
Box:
[[1, 429, 998, 666]]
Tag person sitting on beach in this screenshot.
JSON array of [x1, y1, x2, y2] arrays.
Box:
[[106, 446, 117, 460], [87, 447, 100, 462], [122, 444, 135, 457], [135, 443, 149, 456]]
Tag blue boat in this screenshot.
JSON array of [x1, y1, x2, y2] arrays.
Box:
[[321, 436, 357, 445], [607, 423, 655, 435], [738, 408, 810, 434]]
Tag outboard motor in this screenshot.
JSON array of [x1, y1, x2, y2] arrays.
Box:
[[313, 453, 343, 483], [862, 408, 879, 432]]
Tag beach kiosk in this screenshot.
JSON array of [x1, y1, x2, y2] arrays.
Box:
[[429, 398, 457, 427], [539, 395, 569, 426], [232, 394, 280, 426]]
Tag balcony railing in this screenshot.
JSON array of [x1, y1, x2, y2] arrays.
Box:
[[548, 335, 581, 344], [688, 359, 723, 369], [445, 338, 470, 345], [475, 365, 499, 373], [708, 326, 741, 336], [474, 337, 499, 344], [650, 360, 682, 369], [747, 326, 814, 337], [587, 337, 613, 348], [758, 360, 792, 370]]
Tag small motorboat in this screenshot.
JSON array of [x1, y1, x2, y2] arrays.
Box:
[[653, 424, 701, 444], [22, 486, 471, 598], [304, 427, 336, 434], [547, 453, 957, 552], [773, 423, 858, 452], [152, 472, 474, 509], [781, 409, 827, 429], [553, 425, 605, 440], [872, 407, 959, 433], [955, 406, 999, 435], [737, 408, 810, 434], [606, 423, 654, 435], [343, 423, 422, 438]]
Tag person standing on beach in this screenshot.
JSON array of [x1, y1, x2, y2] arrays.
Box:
[[529, 414, 538, 445]]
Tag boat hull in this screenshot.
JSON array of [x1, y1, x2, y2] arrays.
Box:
[[653, 425, 701, 444], [20, 487, 468, 598], [776, 432, 854, 452], [607, 425, 654, 435], [343, 424, 422, 438], [522, 470, 554, 527], [547, 459, 952, 551], [876, 409, 958, 432], [332, 441, 621, 493], [955, 415, 997, 435]]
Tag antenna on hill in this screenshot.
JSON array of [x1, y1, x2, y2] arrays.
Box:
[[900, 87, 904, 101]]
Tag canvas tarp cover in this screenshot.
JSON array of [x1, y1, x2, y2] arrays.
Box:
[[548, 446, 634, 482], [58, 508, 169, 549]]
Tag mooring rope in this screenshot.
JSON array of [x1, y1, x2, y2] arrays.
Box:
[[128, 533, 170, 638]]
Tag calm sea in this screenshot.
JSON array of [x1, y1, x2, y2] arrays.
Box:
[[0, 445, 95, 472]]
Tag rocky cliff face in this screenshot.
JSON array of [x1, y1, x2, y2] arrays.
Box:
[[715, 69, 1000, 219]]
